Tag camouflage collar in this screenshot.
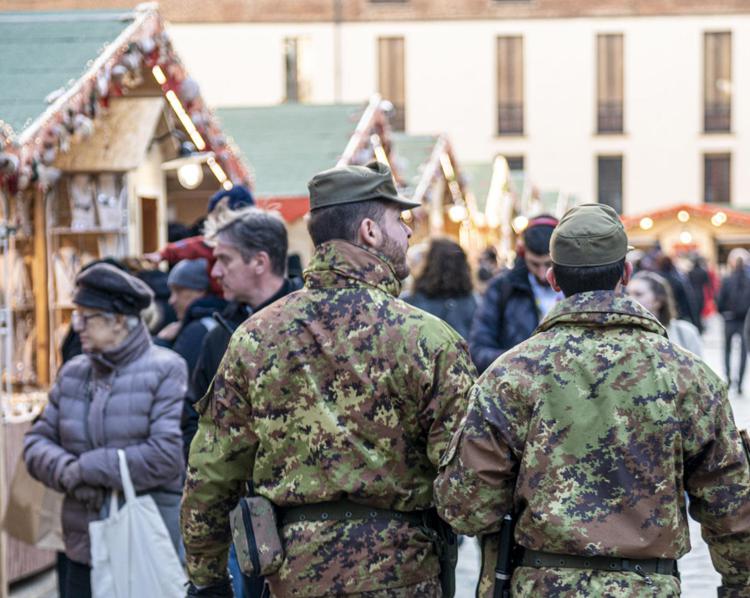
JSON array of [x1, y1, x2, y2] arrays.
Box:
[[303, 240, 402, 296], [535, 290, 667, 337]]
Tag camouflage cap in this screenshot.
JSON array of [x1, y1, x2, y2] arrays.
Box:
[[307, 161, 421, 211], [550, 203, 631, 267]]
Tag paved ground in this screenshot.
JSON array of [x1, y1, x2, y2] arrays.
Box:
[[455, 314, 749, 597]]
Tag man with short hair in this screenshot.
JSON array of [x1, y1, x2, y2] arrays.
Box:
[[181, 162, 475, 596], [181, 207, 301, 598], [435, 204, 750, 597], [469, 215, 561, 373]]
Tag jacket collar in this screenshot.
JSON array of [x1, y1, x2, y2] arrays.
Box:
[[88, 320, 152, 373], [535, 290, 667, 337], [183, 295, 227, 325], [303, 240, 402, 297]]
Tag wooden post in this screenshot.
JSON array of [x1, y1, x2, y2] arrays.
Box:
[[33, 190, 49, 387]]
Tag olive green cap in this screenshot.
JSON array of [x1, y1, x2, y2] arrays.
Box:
[[307, 161, 421, 211], [550, 203, 632, 267]]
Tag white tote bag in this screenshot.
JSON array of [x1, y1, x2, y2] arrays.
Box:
[[89, 450, 186, 598]]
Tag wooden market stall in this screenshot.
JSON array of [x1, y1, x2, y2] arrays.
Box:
[[622, 203, 750, 265], [0, 4, 249, 589]]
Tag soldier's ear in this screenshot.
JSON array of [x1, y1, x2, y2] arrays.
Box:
[[546, 267, 561, 292], [357, 217, 382, 249], [621, 261, 634, 286]]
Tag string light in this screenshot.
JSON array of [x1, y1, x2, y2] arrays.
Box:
[[165, 90, 206, 151], [206, 155, 229, 185], [677, 210, 690, 223], [639, 217, 654, 230], [152, 65, 167, 85], [711, 211, 727, 227]]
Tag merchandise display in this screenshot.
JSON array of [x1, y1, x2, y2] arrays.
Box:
[[69, 174, 96, 230], [0, 251, 32, 308], [96, 174, 126, 230]]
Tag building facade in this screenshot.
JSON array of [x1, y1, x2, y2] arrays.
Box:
[[6, 1, 750, 216]]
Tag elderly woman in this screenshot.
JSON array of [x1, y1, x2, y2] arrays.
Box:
[[24, 263, 187, 598]]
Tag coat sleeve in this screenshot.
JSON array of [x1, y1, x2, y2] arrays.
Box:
[[434, 368, 527, 536], [172, 321, 207, 375], [684, 377, 750, 593], [23, 375, 78, 493], [77, 355, 188, 492], [181, 327, 259, 586], [183, 327, 226, 460], [419, 330, 476, 467], [468, 280, 505, 374]]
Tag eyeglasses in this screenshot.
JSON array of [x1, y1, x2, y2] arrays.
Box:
[[71, 310, 108, 331]]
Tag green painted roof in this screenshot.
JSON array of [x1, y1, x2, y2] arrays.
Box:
[[391, 132, 437, 194], [0, 10, 135, 135], [217, 104, 363, 197], [462, 162, 493, 212]]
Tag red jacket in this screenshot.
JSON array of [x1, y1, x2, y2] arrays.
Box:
[[160, 236, 222, 296]]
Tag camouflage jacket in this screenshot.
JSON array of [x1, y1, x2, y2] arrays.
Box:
[[435, 291, 750, 597], [182, 240, 475, 596]]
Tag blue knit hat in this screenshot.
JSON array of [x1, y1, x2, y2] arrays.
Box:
[[167, 258, 209, 291], [207, 185, 255, 214]]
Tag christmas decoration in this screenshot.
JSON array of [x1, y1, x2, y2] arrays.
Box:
[[0, 3, 250, 197]]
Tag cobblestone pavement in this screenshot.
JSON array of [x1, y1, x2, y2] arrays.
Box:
[[455, 314, 749, 597]]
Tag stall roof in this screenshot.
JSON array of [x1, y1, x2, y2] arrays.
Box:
[[55, 97, 165, 172], [0, 10, 135, 135], [217, 103, 363, 197], [391, 132, 438, 193], [462, 162, 493, 212]]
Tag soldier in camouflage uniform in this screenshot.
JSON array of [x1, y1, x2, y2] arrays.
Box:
[[181, 161, 476, 597], [434, 204, 750, 597]]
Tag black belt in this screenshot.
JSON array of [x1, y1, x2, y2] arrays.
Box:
[[521, 549, 678, 578], [278, 499, 427, 528]]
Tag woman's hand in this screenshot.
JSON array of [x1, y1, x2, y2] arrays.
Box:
[[60, 461, 83, 493], [72, 485, 105, 511], [157, 321, 182, 342]]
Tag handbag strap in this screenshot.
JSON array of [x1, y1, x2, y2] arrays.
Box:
[[116, 449, 137, 503]]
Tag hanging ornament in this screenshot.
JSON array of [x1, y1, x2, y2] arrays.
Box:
[[73, 114, 94, 139], [96, 66, 111, 98], [121, 46, 142, 71], [180, 78, 200, 104], [37, 164, 61, 190], [0, 153, 19, 175]]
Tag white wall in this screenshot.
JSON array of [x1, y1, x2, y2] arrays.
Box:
[[169, 14, 750, 215]]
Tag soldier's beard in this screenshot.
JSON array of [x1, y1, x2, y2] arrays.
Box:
[[380, 235, 410, 280]]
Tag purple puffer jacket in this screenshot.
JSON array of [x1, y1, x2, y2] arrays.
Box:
[[24, 322, 187, 564]]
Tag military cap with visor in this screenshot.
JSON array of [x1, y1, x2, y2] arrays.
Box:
[[550, 203, 632, 267], [307, 161, 420, 211]]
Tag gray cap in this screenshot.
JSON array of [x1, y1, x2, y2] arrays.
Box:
[[167, 258, 209, 291], [307, 161, 421, 211], [550, 203, 631, 267]]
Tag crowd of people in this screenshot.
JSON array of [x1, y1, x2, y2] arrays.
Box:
[[21, 161, 750, 597]]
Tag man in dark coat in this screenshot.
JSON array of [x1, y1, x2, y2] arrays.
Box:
[[182, 208, 300, 598], [469, 215, 561, 373]]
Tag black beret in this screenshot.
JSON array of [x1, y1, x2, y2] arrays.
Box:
[[73, 263, 154, 315]]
